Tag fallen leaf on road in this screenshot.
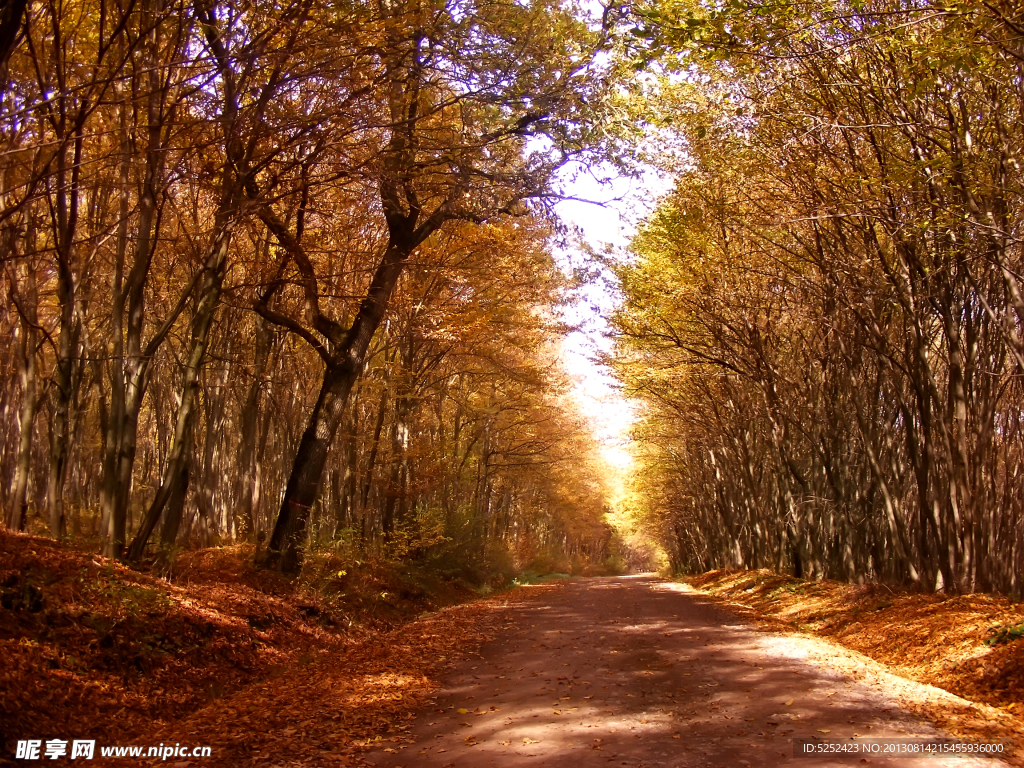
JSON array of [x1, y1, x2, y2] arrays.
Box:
[[523, 737, 539, 744], [784, 699, 794, 705]]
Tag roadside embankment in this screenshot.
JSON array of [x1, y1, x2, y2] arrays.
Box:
[[0, 529, 490, 760], [682, 569, 1024, 751]]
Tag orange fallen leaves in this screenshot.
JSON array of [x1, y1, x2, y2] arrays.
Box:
[[0, 529, 556, 767], [128, 586, 551, 766]]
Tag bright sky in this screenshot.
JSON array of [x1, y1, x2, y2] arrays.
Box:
[[552, 162, 672, 472]]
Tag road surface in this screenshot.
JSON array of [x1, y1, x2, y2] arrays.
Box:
[[367, 575, 1006, 767]]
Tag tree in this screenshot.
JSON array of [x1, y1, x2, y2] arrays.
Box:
[[258, 0, 608, 572], [0, 0, 617, 581], [615, 0, 1024, 595]]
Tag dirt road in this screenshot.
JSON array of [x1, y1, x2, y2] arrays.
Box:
[[367, 575, 1007, 768]]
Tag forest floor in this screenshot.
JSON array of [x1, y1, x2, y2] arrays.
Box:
[[4, 533, 1023, 767], [0, 529, 507, 766]]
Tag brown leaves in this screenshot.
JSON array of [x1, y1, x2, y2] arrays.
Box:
[[1, 529, 552, 767], [687, 570, 1024, 712], [133, 587, 550, 766]]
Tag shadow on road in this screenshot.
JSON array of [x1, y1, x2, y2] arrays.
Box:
[[369, 576, 994, 768]]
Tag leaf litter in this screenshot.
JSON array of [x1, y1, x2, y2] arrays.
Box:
[[0, 529, 551, 766]]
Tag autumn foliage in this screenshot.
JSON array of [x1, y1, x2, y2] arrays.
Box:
[[0, 526, 550, 762], [615, 0, 1024, 595], [0, 0, 617, 575]]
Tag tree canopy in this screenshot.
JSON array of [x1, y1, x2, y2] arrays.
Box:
[[612, 0, 1024, 596], [0, 0, 620, 578], [4, 0, 1024, 597]]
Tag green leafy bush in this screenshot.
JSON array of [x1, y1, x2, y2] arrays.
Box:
[[985, 622, 1024, 647]]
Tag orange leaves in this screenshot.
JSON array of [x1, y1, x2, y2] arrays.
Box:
[[1, 530, 555, 767], [687, 569, 1024, 758], [139, 588, 547, 766]]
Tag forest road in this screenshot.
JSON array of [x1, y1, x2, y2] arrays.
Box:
[[366, 575, 1006, 768]]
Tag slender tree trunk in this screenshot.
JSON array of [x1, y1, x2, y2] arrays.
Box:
[[341, 397, 359, 533], [265, 237, 422, 572], [265, 361, 358, 571], [159, 450, 190, 551], [198, 352, 231, 539], [381, 393, 411, 540], [46, 129, 84, 540], [235, 318, 272, 538], [99, 84, 131, 550], [101, 0, 185, 556], [125, 215, 234, 560], [9, 264, 39, 531], [360, 380, 389, 528]]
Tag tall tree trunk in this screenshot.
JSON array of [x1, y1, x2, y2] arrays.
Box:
[[99, 78, 132, 555], [381, 393, 411, 540], [341, 396, 359, 534], [265, 361, 358, 572], [125, 215, 234, 560], [235, 318, 272, 538], [46, 130, 84, 540], [125, 0, 251, 559], [197, 351, 232, 539], [359, 377, 390, 532], [159, 449, 191, 552], [8, 263, 39, 531], [265, 238, 422, 572], [100, 21, 173, 555]]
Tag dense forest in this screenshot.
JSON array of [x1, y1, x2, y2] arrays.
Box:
[[3, 0, 1024, 597], [614, 0, 1024, 596], [0, 0, 620, 577]]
